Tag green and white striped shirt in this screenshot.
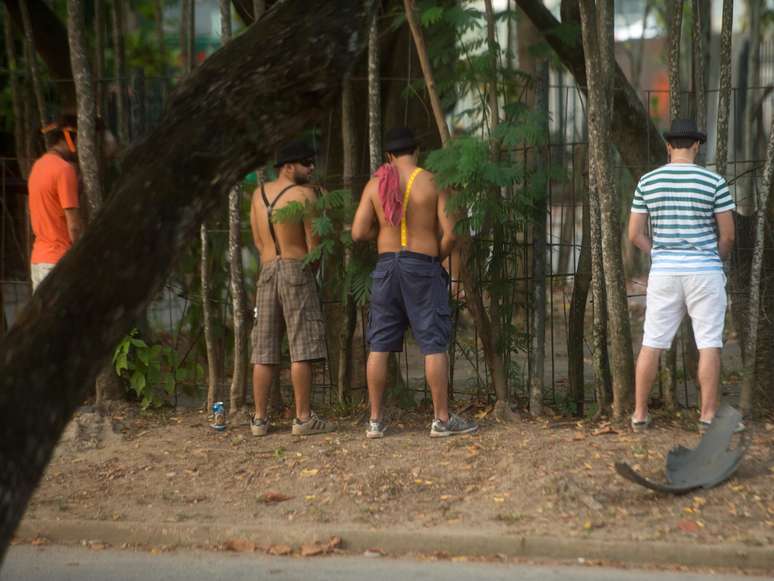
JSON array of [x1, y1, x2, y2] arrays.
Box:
[[631, 163, 735, 275]]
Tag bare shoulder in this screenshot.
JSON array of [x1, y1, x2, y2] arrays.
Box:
[[417, 169, 440, 192], [363, 176, 379, 198], [297, 185, 320, 203]]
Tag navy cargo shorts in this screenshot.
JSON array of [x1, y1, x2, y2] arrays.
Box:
[[366, 251, 452, 355]]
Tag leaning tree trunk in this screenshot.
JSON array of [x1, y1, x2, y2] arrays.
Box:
[[110, 0, 130, 145], [739, 117, 774, 415], [691, 0, 706, 140], [579, 0, 634, 420], [3, 6, 31, 177], [94, 0, 105, 118], [220, 0, 249, 416], [0, 0, 375, 560]]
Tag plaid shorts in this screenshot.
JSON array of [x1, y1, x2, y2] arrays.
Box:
[[250, 259, 327, 365]]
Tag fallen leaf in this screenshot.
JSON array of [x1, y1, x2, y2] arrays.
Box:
[[224, 539, 256, 552], [300, 543, 325, 557], [326, 536, 342, 550], [573, 432, 586, 441], [677, 519, 700, 534], [300, 468, 319, 477], [267, 544, 293, 556], [592, 425, 618, 436], [257, 491, 292, 504], [363, 549, 384, 558], [31, 536, 49, 546]]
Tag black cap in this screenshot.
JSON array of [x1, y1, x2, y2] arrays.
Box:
[[663, 119, 706, 144], [275, 139, 316, 167], [384, 127, 418, 153]]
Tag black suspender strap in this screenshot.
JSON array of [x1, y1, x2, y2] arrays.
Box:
[[261, 183, 297, 255]]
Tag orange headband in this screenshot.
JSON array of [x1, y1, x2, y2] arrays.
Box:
[[41, 124, 77, 153]]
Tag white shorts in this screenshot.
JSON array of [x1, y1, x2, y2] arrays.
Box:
[[31, 262, 55, 291], [642, 273, 727, 350]]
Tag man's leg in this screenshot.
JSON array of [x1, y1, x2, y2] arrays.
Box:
[[291, 361, 312, 421], [425, 352, 449, 422], [697, 347, 720, 422], [633, 346, 661, 422], [367, 351, 390, 421], [252, 363, 275, 419]]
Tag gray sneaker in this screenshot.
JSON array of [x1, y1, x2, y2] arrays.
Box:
[[292, 411, 335, 436], [250, 415, 269, 437], [698, 418, 745, 434], [430, 413, 478, 438], [366, 419, 386, 439]]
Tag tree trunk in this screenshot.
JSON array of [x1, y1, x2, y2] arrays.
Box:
[[579, 0, 634, 421], [631, 0, 651, 89], [0, 1, 376, 557], [739, 117, 774, 415], [528, 62, 548, 417], [691, 0, 706, 134], [18, 0, 47, 129], [94, 0, 105, 118], [568, 196, 591, 418], [667, 0, 683, 120], [3, 7, 31, 177], [367, 10, 381, 173], [153, 0, 166, 81], [589, 157, 612, 416], [715, 0, 734, 178], [111, 0, 129, 145], [253, 0, 266, 20], [336, 74, 357, 405]]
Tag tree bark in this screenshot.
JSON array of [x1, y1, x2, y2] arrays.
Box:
[[519, 0, 668, 179], [18, 0, 47, 128], [739, 117, 774, 415], [715, 0, 734, 178], [336, 75, 357, 404], [579, 0, 635, 421], [691, 0, 706, 134], [94, 0, 106, 117], [528, 62, 548, 417], [589, 157, 612, 416], [667, 0, 683, 120], [568, 194, 591, 417], [111, 0, 129, 145], [153, 0, 166, 82], [367, 10, 381, 173], [0, 0, 375, 559]]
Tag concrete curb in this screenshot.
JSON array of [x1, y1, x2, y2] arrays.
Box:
[[16, 519, 774, 571]]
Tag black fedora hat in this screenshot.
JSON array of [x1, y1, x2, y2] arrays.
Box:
[[275, 139, 316, 167], [663, 119, 706, 144], [384, 127, 418, 153]]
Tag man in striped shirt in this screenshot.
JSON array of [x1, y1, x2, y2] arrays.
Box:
[[628, 119, 736, 432]]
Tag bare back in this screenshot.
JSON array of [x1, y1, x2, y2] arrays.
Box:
[[363, 167, 445, 256], [250, 180, 318, 264]]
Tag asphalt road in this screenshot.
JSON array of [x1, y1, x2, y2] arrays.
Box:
[[2, 545, 771, 581]]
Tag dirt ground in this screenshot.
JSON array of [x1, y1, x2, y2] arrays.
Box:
[[23, 403, 774, 552]]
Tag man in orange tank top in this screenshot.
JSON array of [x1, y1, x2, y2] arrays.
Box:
[[27, 114, 83, 291], [352, 127, 478, 439]]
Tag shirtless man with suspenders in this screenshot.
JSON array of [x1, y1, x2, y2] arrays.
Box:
[[352, 127, 478, 438], [248, 139, 334, 437]]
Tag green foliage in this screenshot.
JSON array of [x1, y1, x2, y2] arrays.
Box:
[[112, 328, 202, 409]]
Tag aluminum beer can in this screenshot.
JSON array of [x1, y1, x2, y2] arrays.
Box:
[[210, 401, 226, 431]]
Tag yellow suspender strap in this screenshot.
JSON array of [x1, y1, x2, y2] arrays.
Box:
[[401, 167, 423, 247]]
